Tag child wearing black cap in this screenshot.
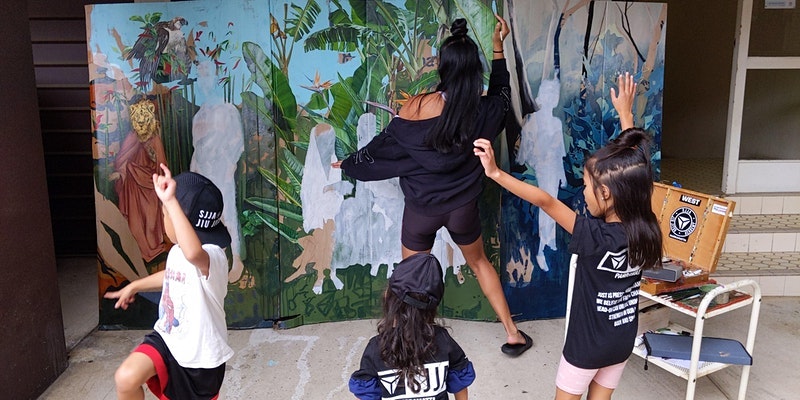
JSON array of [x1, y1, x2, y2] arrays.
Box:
[[349, 253, 475, 400], [104, 163, 233, 400]]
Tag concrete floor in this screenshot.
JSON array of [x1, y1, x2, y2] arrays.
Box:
[[43, 258, 800, 399]]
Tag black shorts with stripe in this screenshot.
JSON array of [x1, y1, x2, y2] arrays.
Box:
[[135, 331, 226, 400]]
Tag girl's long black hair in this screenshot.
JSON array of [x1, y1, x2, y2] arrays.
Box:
[[377, 290, 439, 393], [425, 18, 484, 153], [585, 128, 663, 270]]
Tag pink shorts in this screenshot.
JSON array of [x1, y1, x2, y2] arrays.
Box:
[[555, 355, 627, 395]]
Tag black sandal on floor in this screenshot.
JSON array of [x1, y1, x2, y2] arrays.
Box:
[[501, 330, 533, 357]]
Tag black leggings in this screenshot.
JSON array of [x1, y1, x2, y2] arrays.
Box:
[[401, 200, 482, 251]]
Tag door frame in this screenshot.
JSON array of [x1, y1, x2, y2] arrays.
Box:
[[723, 0, 800, 194]]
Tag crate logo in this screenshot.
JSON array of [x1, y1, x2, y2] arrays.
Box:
[[679, 194, 701, 206], [669, 207, 697, 242]]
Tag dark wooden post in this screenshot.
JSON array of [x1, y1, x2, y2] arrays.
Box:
[[0, 0, 68, 397]]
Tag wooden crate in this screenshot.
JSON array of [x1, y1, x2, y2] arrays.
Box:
[[641, 183, 736, 294]]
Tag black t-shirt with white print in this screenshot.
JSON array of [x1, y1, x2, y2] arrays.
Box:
[[565, 215, 641, 369], [350, 325, 473, 400]]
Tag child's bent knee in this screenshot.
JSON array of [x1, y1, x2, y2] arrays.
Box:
[[114, 355, 154, 393], [114, 365, 144, 392]]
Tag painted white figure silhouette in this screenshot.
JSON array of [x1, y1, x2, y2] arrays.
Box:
[[190, 60, 245, 282], [516, 77, 566, 272], [297, 123, 351, 293], [333, 113, 403, 276]]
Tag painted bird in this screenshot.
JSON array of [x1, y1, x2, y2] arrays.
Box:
[[126, 16, 194, 88]]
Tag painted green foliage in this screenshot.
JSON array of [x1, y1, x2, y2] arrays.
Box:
[[91, 0, 666, 328], [240, 0, 505, 325]]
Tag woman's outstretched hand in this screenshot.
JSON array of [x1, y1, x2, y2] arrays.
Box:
[[493, 14, 510, 45], [473, 138, 500, 179]]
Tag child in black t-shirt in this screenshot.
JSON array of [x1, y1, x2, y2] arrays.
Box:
[[349, 253, 475, 400], [474, 73, 663, 399]]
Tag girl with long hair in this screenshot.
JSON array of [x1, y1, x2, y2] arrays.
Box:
[[335, 14, 532, 356], [349, 253, 475, 399], [474, 73, 663, 400]]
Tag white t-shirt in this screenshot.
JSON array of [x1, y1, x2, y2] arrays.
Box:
[[154, 244, 234, 368]]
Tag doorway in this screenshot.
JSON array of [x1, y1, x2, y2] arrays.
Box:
[[723, 0, 800, 194]]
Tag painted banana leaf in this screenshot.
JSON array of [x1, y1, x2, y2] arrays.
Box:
[[242, 41, 298, 133]]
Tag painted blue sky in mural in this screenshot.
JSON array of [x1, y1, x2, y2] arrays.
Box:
[[86, 0, 363, 106], [87, 0, 267, 105]]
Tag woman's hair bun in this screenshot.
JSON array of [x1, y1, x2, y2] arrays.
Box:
[[450, 18, 468, 37]]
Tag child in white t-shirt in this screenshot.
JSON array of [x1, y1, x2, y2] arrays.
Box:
[[105, 163, 233, 400]]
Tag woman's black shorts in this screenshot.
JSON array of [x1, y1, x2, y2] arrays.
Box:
[[401, 200, 482, 251]]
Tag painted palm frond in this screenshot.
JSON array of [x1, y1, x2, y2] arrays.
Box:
[[327, 79, 357, 130], [241, 208, 300, 243], [372, 1, 435, 77], [406, 70, 439, 94], [244, 198, 303, 223], [303, 24, 361, 53], [424, 0, 449, 29], [242, 42, 297, 131], [280, 148, 304, 196], [286, 0, 322, 39], [257, 165, 301, 207], [240, 91, 293, 147], [451, 0, 498, 65], [328, 0, 352, 24]]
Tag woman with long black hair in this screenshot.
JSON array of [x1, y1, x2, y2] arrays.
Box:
[[334, 14, 531, 356]]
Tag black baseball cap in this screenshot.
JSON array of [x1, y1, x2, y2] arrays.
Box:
[[173, 171, 231, 248], [389, 253, 444, 310]]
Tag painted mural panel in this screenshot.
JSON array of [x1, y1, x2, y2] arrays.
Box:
[[88, 0, 665, 328], [501, 1, 665, 319], [271, 0, 508, 325], [87, 0, 277, 328]]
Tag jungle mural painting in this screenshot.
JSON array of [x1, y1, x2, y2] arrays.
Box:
[[87, 0, 665, 328], [501, 1, 665, 319]]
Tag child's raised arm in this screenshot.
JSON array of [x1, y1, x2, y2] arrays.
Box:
[[473, 139, 577, 234], [610, 72, 636, 130], [153, 163, 211, 276]]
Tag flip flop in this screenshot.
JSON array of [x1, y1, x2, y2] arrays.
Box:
[[501, 330, 533, 357]]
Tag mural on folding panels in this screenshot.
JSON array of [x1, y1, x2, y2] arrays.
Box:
[[500, 1, 665, 320], [87, 0, 665, 328]]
